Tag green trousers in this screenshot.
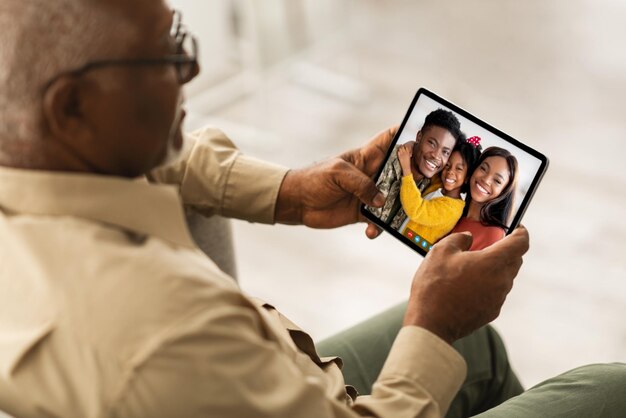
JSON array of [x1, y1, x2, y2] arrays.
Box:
[[316, 303, 626, 418]]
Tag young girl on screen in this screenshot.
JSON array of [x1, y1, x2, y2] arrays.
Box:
[[450, 146, 519, 251], [396, 136, 482, 245]]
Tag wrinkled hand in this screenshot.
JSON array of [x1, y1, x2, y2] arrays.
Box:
[[275, 127, 397, 238], [404, 226, 530, 344], [397, 142, 413, 176]]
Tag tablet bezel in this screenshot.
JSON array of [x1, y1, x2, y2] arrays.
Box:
[[360, 87, 549, 256]]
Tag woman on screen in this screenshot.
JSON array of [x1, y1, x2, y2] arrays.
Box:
[[450, 146, 519, 251], [396, 136, 482, 245]]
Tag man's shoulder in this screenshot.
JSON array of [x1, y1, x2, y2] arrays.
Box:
[[377, 144, 403, 184], [388, 143, 402, 164], [0, 214, 252, 417], [2, 213, 241, 346], [68, 226, 240, 334]]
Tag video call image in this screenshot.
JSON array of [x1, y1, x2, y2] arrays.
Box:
[[367, 94, 544, 253]]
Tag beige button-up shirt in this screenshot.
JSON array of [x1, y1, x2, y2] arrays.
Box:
[[0, 128, 466, 418]]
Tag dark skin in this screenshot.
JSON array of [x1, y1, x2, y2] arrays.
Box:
[[5, 0, 530, 346], [276, 124, 529, 342], [13, 0, 189, 177], [409, 125, 456, 181], [275, 125, 529, 344], [275, 127, 397, 236], [404, 227, 529, 343]]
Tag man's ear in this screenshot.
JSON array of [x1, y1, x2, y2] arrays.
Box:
[[415, 130, 422, 143], [42, 76, 92, 143]]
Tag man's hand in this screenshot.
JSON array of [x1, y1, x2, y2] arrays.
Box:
[[403, 226, 530, 344], [275, 127, 397, 238]]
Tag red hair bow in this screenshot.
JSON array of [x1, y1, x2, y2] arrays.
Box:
[[467, 136, 481, 148]]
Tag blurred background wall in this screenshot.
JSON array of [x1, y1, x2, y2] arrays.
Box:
[[170, 0, 626, 389]]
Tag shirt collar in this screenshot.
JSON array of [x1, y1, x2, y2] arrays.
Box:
[[0, 166, 196, 249]]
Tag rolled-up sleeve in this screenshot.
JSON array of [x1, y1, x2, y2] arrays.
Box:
[[150, 127, 289, 223], [354, 326, 467, 417], [109, 294, 466, 418]]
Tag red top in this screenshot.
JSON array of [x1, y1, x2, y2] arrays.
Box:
[[450, 218, 505, 251]]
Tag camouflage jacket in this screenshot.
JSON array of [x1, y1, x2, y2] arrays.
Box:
[[366, 143, 433, 230]]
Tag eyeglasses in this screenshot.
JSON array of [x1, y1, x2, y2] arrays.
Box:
[[42, 10, 198, 92]]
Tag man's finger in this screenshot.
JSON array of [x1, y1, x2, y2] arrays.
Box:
[[335, 161, 384, 207], [365, 223, 383, 239], [370, 126, 399, 151], [483, 225, 530, 258], [437, 231, 473, 252], [348, 125, 400, 176], [361, 126, 399, 170]]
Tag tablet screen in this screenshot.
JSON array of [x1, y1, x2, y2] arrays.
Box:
[[362, 88, 548, 255]]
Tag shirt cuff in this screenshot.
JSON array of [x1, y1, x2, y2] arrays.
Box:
[[377, 326, 467, 412], [221, 155, 289, 224]]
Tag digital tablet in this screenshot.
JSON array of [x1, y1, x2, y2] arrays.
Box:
[[362, 87, 549, 256]]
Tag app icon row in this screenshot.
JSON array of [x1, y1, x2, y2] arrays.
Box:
[[406, 230, 433, 251]]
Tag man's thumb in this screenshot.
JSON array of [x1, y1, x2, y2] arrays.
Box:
[[439, 231, 473, 252]]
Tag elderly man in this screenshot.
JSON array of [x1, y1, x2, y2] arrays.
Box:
[[0, 1, 624, 418]]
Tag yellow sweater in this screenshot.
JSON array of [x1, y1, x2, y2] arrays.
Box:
[[399, 175, 465, 244]]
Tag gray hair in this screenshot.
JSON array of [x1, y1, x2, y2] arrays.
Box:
[[0, 0, 134, 140]]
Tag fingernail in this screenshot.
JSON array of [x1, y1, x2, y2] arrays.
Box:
[[373, 193, 385, 206]]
